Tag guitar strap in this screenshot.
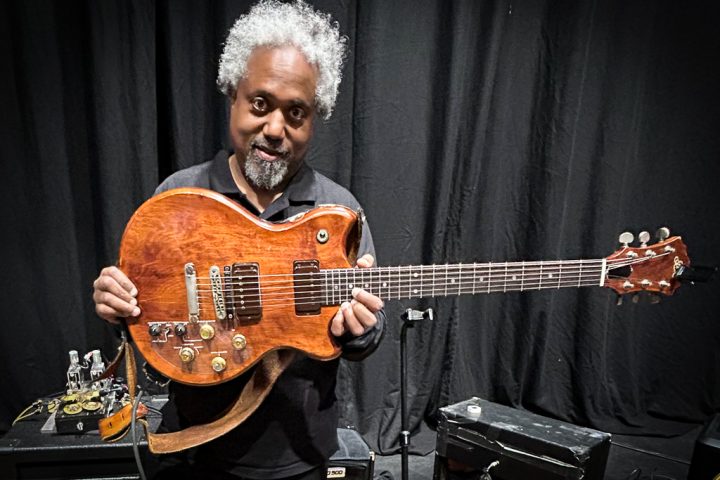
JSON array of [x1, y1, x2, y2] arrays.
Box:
[[99, 337, 296, 453]]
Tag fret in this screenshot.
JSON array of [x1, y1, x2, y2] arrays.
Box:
[[472, 263, 477, 295], [408, 267, 419, 298], [431, 265, 436, 297], [455, 264, 462, 296], [329, 270, 335, 304], [503, 262, 508, 293], [539, 262, 543, 291], [487, 262, 492, 294], [444, 264, 448, 297], [557, 263, 562, 289], [577, 261, 583, 288], [409, 266, 416, 299], [520, 261, 525, 291]]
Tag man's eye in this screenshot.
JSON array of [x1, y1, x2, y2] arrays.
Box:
[[251, 97, 267, 112], [289, 107, 306, 121]]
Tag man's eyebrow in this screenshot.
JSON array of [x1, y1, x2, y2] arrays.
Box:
[[248, 90, 312, 109]]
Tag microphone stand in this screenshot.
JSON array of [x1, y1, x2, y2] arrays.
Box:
[[399, 307, 434, 480]]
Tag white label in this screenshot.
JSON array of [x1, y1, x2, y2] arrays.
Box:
[[327, 467, 346, 478]]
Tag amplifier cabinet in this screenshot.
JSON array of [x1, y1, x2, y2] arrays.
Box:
[[328, 428, 374, 480], [688, 413, 720, 480], [434, 397, 611, 480]]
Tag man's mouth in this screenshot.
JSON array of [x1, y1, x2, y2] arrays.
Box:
[[253, 144, 287, 161]]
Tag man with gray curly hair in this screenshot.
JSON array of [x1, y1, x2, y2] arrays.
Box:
[[92, 1, 385, 479]]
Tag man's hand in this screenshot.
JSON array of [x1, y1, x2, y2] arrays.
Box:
[[330, 254, 384, 337], [92, 266, 140, 324]]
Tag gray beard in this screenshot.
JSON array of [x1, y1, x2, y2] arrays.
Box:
[[242, 150, 290, 191]]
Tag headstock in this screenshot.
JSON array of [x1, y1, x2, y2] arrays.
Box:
[[604, 229, 689, 297]]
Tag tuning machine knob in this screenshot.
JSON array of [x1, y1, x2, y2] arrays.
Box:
[[638, 231, 650, 247], [656, 227, 670, 241], [618, 232, 634, 247]]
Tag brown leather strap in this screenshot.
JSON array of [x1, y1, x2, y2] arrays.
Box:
[[99, 338, 295, 453], [98, 340, 127, 381], [124, 340, 138, 402], [145, 349, 296, 454], [99, 401, 149, 442]]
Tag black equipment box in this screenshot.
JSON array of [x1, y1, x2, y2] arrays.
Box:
[[328, 428, 375, 480], [434, 397, 611, 480], [688, 413, 720, 480]]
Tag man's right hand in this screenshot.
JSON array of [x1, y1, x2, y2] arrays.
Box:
[[92, 266, 140, 324]]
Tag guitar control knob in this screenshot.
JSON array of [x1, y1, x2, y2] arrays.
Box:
[[211, 356, 227, 373], [179, 347, 195, 364], [174, 323, 187, 337], [199, 324, 215, 340], [232, 334, 247, 350], [148, 324, 162, 337]]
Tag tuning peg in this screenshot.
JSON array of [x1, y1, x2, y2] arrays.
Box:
[[631, 294, 640, 304], [619, 232, 634, 247], [616, 295, 623, 306], [649, 294, 661, 304], [656, 227, 670, 241], [638, 231, 650, 247]]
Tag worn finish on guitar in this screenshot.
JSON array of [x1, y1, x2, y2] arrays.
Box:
[[119, 187, 360, 386]]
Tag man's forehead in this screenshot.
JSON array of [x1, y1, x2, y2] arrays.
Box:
[[240, 46, 318, 102]]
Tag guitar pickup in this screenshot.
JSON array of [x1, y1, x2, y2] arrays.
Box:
[[231, 263, 262, 322], [294, 260, 321, 315]]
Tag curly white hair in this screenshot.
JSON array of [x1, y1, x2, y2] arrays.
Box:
[[217, 0, 347, 120]]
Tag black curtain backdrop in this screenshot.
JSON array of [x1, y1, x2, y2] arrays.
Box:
[[2, 0, 719, 456]]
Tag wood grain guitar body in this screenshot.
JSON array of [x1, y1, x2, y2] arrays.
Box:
[[119, 188, 361, 386]]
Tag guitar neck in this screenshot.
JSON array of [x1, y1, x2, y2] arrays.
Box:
[[319, 259, 608, 305]]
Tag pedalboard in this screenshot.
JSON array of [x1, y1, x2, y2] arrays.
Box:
[[54, 390, 107, 434]]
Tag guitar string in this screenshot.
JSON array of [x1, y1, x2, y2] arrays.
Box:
[[136, 254, 673, 311], [143, 279, 609, 321], [184, 254, 665, 288], [184, 265, 608, 294], [187, 254, 659, 294], [147, 275, 624, 311]]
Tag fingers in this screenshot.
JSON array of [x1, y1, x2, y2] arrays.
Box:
[[330, 289, 382, 338], [356, 254, 375, 269], [351, 287, 383, 312], [93, 266, 140, 324], [330, 255, 382, 338]]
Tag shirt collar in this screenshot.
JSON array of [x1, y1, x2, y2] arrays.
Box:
[[208, 150, 317, 216]]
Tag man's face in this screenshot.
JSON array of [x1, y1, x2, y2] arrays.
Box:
[[230, 45, 318, 192]]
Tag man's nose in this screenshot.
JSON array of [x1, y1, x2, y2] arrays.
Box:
[[262, 109, 286, 140]]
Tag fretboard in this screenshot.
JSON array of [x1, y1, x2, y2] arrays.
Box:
[[319, 259, 607, 306]]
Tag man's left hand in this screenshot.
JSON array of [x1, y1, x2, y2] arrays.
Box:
[[330, 254, 384, 337]]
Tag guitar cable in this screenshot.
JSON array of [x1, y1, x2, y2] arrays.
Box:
[[131, 386, 148, 480]]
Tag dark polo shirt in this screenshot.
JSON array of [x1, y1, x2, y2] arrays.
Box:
[[154, 151, 385, 479]]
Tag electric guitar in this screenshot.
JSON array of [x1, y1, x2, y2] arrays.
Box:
[[119, 187, 690, 386]]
